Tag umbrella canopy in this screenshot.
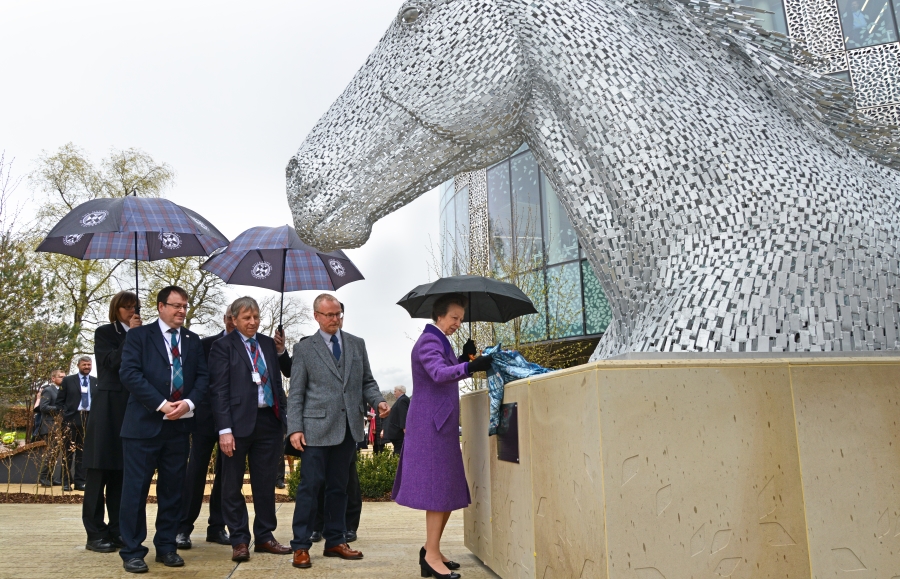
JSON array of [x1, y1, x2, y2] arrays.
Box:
[[200, 225, 364, 292], [36, 197, 229, 260], [397, 275, 538, 323]]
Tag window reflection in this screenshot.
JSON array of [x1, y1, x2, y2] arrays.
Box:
[[542, 174, 579, 265], [453, 187, 469, 276], [732, 0, 788, 34], [520, 269, 548, 342], [547, 262, 584, 339], [511, 152, 543, 269], [487, 164, 513, 277], [839, 0, 898, 48], [582, 261, 612, 334]]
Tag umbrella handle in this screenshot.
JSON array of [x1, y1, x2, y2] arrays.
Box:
[[134, 230, 140, 314]]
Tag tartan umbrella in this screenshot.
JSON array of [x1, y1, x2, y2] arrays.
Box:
[[36, 196, 229, 312], [200, 224, 364, 328]]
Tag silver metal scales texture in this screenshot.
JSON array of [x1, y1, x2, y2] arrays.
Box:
[[286, 0, 900, 358]]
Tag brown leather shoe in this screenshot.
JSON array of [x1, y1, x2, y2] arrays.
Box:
[[232, 543, 250, 562], [292, 549, 311, 569], [254, 539, 291, 554], [323, 543, 363, 560]]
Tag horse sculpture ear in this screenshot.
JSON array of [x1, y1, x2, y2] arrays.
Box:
[[382, 0, 529, 142]]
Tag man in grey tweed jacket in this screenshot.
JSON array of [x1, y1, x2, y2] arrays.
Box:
[[287, 294, 389, 569]]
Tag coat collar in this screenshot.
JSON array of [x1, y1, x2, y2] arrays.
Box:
[[423, 324, 456, 362], [312, 330, 342, 381], [151, 318, 190, 365]]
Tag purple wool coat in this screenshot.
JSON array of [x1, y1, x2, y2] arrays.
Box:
[[392, 324, 472, 512]]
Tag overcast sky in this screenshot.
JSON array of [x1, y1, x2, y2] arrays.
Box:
[[0, 0, 439, 392]]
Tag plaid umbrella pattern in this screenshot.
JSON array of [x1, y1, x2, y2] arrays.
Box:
[[36, 197, 229, 260], [200, 225, 364, 293]]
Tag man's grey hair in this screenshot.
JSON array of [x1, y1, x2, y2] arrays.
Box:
[[394, 385, 407, 394], [76, 356, 91, 365], [230, 296, 260, 318], [313, 293, 340, 312]]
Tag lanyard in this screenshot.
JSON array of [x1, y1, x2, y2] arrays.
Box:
[[242, 338, 261, 373]]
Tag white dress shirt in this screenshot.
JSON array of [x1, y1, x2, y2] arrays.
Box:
[[319, 329, 343, 356], [77, 373, 91, 411], [155, 318, 195, 416]]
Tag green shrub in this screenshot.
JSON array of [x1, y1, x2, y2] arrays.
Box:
[[287, 464, 302, 501], [357, 451, 399, 499]]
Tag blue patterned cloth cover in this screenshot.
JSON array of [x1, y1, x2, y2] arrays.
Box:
[[483, 344, 553, 435]]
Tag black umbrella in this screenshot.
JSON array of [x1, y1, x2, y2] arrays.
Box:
[[36, 195, 229, 312], [200, 225, 364, 330], [397, 275, 538, 330]]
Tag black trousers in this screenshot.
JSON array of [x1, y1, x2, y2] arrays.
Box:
[[221, 408, 282, 546], [313, 454, 361, 532], [290, 425, 356, 550], [82, 468, 123, 541], [177, 431, 225, 536], [119, 425, 189, 561], [391, 436, 404, 457], [63, 413, 88, 485]]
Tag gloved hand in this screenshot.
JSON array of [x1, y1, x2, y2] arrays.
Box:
[[467, 353, 494, 374], [460, 339, 478, 362]]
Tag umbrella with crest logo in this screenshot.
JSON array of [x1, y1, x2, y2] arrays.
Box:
[[199, 225, 364, 330], [36, 195, 230, 313]]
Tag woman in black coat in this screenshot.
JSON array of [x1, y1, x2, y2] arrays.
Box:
[[82, 291, 141, 552]]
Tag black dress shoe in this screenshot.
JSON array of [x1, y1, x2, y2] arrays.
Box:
[[206, 529, 230, 545], [420, 547, 460, 571], [74, 483, 86, 491], [62, 484, 72, 491], [275, 481, 286, 489], [39, 479, 52, 487], [309, 531, 322, 542], [123, 558, 148, 573], [111, 535, 126, 549], [420, 558, 460, 579], [176, 533, 192, 549], [345, 530, 357, 543], [85, 538, 116, 553], [155, 552, 185, 567]]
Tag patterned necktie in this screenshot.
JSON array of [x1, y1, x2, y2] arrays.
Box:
[[168, 329, 183, 400], [80, 375, 89, 409], [248, 338, 274, 409], [331, 334, 341, 362]]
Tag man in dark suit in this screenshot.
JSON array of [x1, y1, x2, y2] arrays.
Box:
[[209, 297, 292, 562], [56, 356, 96, 491], [175, 308, 235, 550], [385, 385, 410, 457], [287, 294, 389, 569], [37, 369, 64, 487], [118, 286, 209, 574]]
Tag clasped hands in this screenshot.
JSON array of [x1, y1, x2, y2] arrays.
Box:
[[160, 400, 191, 420], [288, 401, 390, 453]]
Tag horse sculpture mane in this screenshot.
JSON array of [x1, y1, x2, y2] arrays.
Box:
[[287, 0, 900, 359]]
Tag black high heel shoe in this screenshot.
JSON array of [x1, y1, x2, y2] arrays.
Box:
[[420, 547, 461, 570], [420, 558, 461, 579]]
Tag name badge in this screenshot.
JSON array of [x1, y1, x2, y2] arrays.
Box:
[[251, 372, 261, 384]]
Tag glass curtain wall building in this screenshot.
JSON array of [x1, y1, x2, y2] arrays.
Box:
[[440, 145, 612, 346]]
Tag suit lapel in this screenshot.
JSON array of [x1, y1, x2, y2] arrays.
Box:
[[312, 333, 342, 381], [230, 332, 253, 373], [151, 321, 171, 367]]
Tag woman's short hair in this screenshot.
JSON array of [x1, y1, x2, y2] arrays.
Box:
[[230, 296, 260, 318], [109, 291, 138, 323], [431, 293, 468, 322]]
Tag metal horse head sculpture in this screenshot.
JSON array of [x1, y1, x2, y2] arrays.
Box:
[[287, 0, 900, 358]]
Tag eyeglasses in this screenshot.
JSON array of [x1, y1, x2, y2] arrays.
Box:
[[164, 302, 189, 311], [120, 305, 137, 311], [315, 311, 344, 320]]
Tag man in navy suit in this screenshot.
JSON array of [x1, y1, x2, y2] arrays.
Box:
[[117, 286, 209, 574], [209, 297, 291, 562]]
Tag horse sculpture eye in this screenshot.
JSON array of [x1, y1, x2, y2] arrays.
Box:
[[400, 6, 421, 24]]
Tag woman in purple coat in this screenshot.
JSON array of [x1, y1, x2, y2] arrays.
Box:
[[393, 293, 493, 579]]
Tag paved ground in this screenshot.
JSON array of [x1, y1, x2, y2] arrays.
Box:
[[0, 501, 499, 579]]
